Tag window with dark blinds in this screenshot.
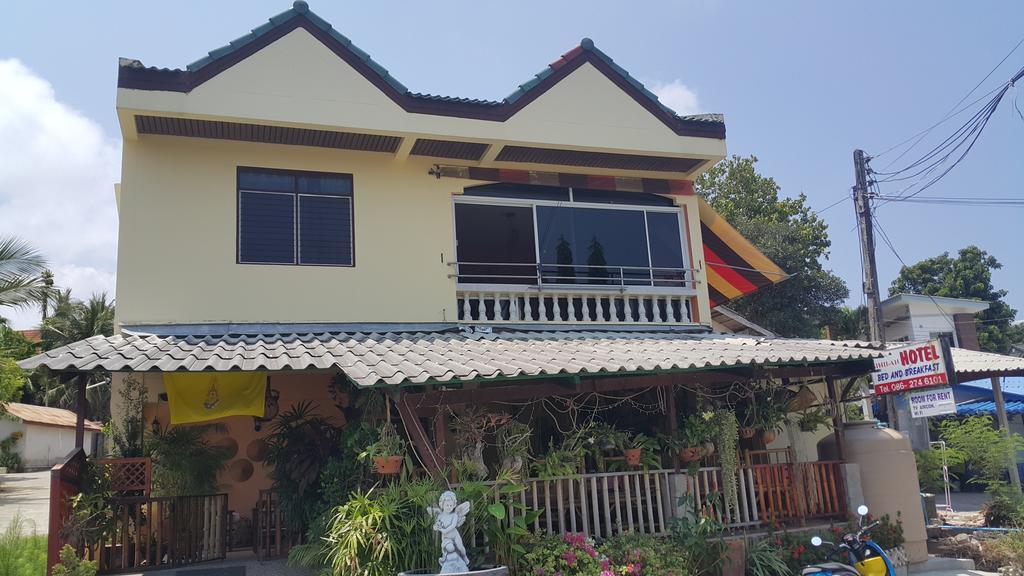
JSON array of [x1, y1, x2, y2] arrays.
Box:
[[237, 167, 354, 266]]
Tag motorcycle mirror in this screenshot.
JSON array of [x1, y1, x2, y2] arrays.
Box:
[[811, 536, 823, 547], [857, 505, 869, 517]]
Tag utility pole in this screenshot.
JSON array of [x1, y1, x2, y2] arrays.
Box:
[[991, 375, 1022, 491], [853, 149, 886, 423]]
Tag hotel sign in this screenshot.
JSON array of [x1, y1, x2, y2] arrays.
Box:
[[871, 339, 956, 396]]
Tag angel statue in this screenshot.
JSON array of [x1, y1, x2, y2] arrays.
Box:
[[428, 491, 472, 573]]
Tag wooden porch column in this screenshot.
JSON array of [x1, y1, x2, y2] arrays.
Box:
[[667, 384, 680, 471], [75, 373, 87, 449], [826, 376, 846, 461], [433, 408, 450, 461], [394, 390, 444, 478]]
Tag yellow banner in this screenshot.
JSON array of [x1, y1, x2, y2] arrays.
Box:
[[164, 372, 267, 424]]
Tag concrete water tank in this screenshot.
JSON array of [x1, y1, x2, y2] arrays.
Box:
[[818, 420, 927, 563]]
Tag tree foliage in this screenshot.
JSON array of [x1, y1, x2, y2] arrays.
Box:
[[696, 155, 849, 337], [889, 246, 1018, 353], [0, 236, 47, 311]]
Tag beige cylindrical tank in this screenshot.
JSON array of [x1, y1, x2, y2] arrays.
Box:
[[818, 420, 927, 563]]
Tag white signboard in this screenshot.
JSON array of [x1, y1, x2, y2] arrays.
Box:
[[871, 339, 952, 395], [908, 386, 956, 418]]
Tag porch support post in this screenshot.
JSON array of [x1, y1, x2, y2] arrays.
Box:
[[75, 373, 87, 449], [991, 376, 1022, 492], [433, 407, 449, 462], [667, 384, 680, 471], [393, 390, 444, 478], [826, 376, 846, 461]]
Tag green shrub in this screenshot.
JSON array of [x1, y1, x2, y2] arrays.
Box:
[[669, 494, 727, 576], [983, 484, 1024, 527], [522, 533, 608, 576], [914, 448, 961, 493], [744, 538, 790, 576], [986, 530, 1024, 571], [50, 545, 97, 576], [864, 513, 905, 550], [0, 515, 46, 576], [939, 415, 1024, 489], [600, 533, 689, 575]]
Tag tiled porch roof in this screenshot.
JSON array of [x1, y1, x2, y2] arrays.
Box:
[[18, 328, 881, 388], [950, 347, 1024, 381]]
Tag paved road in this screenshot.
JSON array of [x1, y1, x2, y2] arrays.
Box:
[[0, 470, 50, 534]]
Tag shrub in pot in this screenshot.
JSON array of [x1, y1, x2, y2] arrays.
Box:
[[361, 421, 406, 475], [622, 432, 658, 466]]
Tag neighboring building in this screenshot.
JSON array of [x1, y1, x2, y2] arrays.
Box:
[[0, 403, 101, 469], [881, 293, 989, 348]]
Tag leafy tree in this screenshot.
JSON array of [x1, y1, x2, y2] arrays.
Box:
[[37, 290, 116, 419], [0, 358, 26, 410], [826, 305, 868, 341], [696, 155, 849, 337], [0, 236, 47, 311], [889, 246, 1017, 353]]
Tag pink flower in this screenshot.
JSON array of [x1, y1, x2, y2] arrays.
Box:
[[601, 572, 615, 576], [600, 559, 610, 571], [562, 551, 577, 567]]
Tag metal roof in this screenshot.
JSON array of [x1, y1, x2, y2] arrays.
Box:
[[18, 329, 880, 388], [951, 347, 1024, 380], [954, 400, 1024, 417], [3, 402, 102, 431]]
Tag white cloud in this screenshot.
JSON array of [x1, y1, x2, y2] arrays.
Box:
[[0, 59, 119, 329], [649, 79, 702, 116]]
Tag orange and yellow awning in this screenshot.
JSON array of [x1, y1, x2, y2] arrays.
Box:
[[698, 198, 788, 307]]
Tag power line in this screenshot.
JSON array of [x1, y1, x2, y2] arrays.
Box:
[[873, 33, 1024, 168]]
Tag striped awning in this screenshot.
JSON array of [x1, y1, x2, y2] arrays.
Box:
[[698, 198, 788, 307]]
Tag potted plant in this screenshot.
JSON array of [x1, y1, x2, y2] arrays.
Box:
[[739, 405, 757, 439], [497, 420, 532, 478], [622, 432, 657, 466], [753, 398, 788, 444], [677, 413, 716, 462], [531, 438, 584, 479], [362, 421, 406, 475], [795, 407, 833, 433]]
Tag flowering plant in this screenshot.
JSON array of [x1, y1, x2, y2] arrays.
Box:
[[600, 533, 689, 576], [523, 533, 611, 576]]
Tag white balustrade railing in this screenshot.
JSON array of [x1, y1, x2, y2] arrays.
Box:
[[456, 289, 695, 325]]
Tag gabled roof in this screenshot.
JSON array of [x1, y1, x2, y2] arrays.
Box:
[[2, 402, 102, 431], [117, 1, 724, 139]]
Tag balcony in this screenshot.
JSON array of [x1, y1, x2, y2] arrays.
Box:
[[451, 261, 700, 325]]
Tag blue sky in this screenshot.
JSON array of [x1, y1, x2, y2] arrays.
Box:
[[2, 1, 1023, 328]]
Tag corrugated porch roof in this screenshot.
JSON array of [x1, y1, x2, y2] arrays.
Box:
[[18, 328, 881, 388]]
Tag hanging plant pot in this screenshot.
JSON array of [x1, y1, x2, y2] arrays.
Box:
[[702, 442, 716, 457], [680, 447, 702, 462], [761, 430, 777, 444], [373, 455, 403, 475], [623, 448, 642, 466], [739, 427, 756, 439]]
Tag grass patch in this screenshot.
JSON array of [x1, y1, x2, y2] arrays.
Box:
[[0, 514, 47, 576]]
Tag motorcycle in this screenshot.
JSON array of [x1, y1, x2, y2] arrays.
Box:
[[800, 505, 897, 576]]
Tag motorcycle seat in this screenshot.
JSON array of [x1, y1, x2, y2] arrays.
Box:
[[801, 562, 860, 575]]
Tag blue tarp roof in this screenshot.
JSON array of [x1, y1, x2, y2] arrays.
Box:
[[957, 377, 1024, 398], [956, 400, 1024, 416]]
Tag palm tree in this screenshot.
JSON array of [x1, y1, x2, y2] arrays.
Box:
[[40, 290, 116, 418], [0, 236, 47, 310]]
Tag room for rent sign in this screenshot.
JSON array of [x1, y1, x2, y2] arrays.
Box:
[[871, 340, 955, 396]]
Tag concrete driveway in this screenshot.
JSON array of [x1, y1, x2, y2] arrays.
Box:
[[0, 470, 50, 534]]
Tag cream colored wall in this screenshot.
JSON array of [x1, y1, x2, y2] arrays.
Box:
[[117, 136, 461, 325], [116, 27, 726, 168], [765, 381, 832, 463], [139, 372, 345, 520]]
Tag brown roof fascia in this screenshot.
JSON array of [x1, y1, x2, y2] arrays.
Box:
[[117, 15, 725, 140]]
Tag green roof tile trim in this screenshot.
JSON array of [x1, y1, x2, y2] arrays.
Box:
[[118, 2, 725, 139], [185, 1, 409, 95]]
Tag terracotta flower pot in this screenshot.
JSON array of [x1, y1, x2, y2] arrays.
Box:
[[679, 447, 702, 462], [623, 448, 642, 466], [373, 455, 403, 475], [739, 427, 756, 439], [761, 430, 777, 444]]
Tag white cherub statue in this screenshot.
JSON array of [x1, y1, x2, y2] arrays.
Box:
[[428, 490, 472, 573]]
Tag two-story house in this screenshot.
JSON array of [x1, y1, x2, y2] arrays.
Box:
[[22, 3, 904, 572]]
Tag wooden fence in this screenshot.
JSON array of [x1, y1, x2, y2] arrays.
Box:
[[249, 460, 849, 560], [48, 448, 86, 573], [94, 493, 228, 573]]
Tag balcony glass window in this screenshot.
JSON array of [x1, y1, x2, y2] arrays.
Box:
[[454, 184, 690, 288], [237, 167, 354, 266]]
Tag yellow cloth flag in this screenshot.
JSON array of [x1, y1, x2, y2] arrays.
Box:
[[164, 372, 267, 424]]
